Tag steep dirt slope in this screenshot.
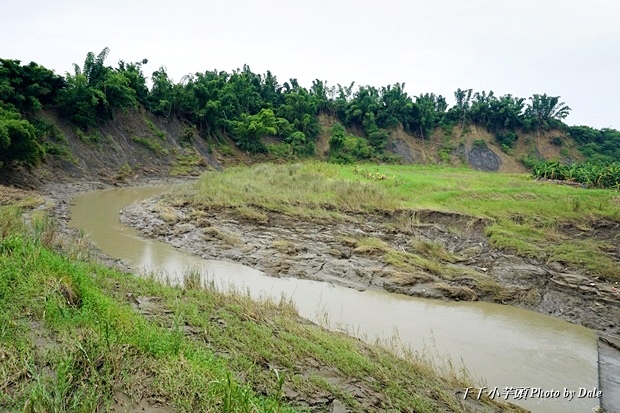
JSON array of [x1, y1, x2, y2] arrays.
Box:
[[0, 109, 222, 188], [316, 114, 583, 173], [387, 124, 583, 172], [2, 111, 586, 189]]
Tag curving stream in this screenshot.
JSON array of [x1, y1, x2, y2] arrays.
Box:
[[69, 185, 600, 413]]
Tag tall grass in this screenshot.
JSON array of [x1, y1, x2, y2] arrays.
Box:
[[1, 205, 519, 412], [170, 163, 400, 217], [170, 162, 620, 280]]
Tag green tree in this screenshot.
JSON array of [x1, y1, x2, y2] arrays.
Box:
[[414, 93, 447, 139], [57, 48, 143, 128], [0, 59, 65, 113], [231, 108, 277, 153], [328, 122, 346, 153], [103, 70, 138, 112], [449, 88, 473, 128], [377, 83, 414, 130], [117, 59, 149, 106], [57, 70, 106, 128], [487, 94, 526, 133], [368, 129, 390, 151], [286, 130, 314, 156], [0, 107, 43, 167], [309, 79, 333, 114], [277, 89, 319, 139], [148, 66, 175, 117], [259, 70, 283, 108], [525, 94, 571, 131]]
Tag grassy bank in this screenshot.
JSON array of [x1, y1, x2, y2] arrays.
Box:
[[168, 162, 620, 281], [0, 200, 521, 412]]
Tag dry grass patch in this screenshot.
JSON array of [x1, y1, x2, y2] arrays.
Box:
[[474, 277, 517, 302], [433, 283, 478, 301], [384, 250, 445, 276], [411, 239, 459, 263], [391, 212, 420, 234], [272, 239, 305, 255], [203, 227, 242, 246], [353, 237, 390, 256], [176, 162, 403, 217], [390, 271, 436, 286], [0, 185, 41, 207], [151, 202, 181, 224], [235, 205, 269, 224]]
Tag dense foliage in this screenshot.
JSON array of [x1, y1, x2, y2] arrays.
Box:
[[0, 58, 66, 166], [57, 48, 147, 128], [567, 126, 620, 164], [532, 161, 620, 189], [0, 49, 618, 168], [0, 107, 43, 166]]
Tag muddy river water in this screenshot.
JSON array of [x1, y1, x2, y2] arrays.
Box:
[[69, 185, 600, 413]]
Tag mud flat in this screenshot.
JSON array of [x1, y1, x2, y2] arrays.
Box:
[[120, 195, 620, 335]]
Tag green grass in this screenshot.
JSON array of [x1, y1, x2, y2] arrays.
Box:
[[168, 163, 399, 218], [131, 136, 170, 155], [339, 164, 619, 222], [169, 162, 620, 281], [75, 129, 102, 145], [170, 150, 206, 176], [0, 204, 519, 412], [146, 119, 166, 141]]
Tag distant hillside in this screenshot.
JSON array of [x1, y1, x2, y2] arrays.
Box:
[[1, 51, 618, 186], [315, 114, 583, 173]]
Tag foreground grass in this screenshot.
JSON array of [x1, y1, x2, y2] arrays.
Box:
[[0, 205, 519, 412], [169, 162, 620, 281]]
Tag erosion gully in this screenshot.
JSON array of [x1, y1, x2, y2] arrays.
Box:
[[69, 185, 601, 413]]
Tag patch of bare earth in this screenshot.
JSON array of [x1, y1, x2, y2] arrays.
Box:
[[112, 392, 176, 413]]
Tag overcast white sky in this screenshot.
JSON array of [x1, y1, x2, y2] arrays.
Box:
[[2, 0, 619, 129]]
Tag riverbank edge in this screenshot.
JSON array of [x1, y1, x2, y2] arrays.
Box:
[[40, 177, 192, 270], [0, 181, 534, 412], [119, 187, 620, 412], [40, 177, 620, 412], [119, 188, 620, 335]]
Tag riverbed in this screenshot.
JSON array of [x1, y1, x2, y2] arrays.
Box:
[[68, 185, 600, 413]]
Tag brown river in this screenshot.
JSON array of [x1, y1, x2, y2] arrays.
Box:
[[69, 185, 600, 413]]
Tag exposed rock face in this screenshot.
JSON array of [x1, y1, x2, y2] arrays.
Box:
[[387, 139, 415, 163], [467, 144, 502, 171]]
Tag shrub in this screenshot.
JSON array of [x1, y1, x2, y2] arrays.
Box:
[[550, 136, 563, 146], [472, 139, 487, 149], [131, 136, 169, 155], [495, 132, 518, 148]]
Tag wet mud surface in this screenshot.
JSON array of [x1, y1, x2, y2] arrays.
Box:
[[121, 196, 620, 334]]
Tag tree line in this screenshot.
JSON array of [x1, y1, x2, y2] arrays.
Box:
[[1, 48, 618, 167]]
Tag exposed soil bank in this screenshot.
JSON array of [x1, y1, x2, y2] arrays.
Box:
[[121, 197, 620, 334]]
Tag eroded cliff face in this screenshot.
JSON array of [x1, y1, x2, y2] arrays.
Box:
[[3, 109, 583, 190], [382, 122, 581, 173], [0, 109, 221, 188]]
